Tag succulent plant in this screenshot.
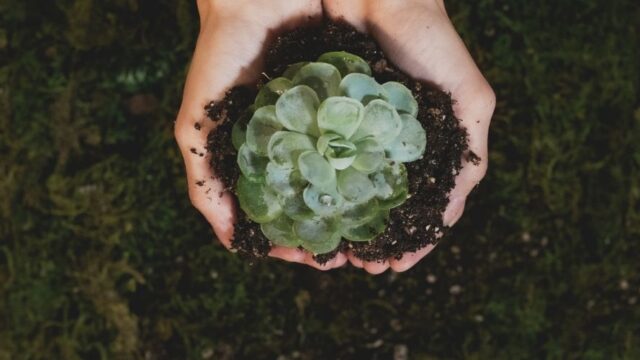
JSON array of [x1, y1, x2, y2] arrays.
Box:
[[232, 51, 427, 254]]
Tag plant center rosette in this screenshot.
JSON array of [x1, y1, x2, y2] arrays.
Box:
[[232, 51, 427, 255]]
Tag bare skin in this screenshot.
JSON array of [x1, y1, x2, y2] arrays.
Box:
[[174, 0, 495, 273]]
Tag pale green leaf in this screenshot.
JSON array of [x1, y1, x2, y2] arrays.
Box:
[[316, 133, 342, 155], [261, 215, 300, 247], [294, 217, 342, 254], [246, 105, 282, 155], [382, 81, 418, 116], [326, 153, 356, 170], [231, 105, 254, 151], [317, 96, 364, 138], [337, 167, 375, 203], [317, 51, 372, 77], [236, 176, 282, 223], [265, 162, 307, 197], [275, 85, 320, 136], [292, 63, 341, 100], [342, 210, 388, 242], [385, 114, 427, 162], [281, 193, 315, 221], [282, 62, 309, 79], [298, 151, 336, 190], [351, 138, 384, 174], [254, 77, 293, 108], [370, 162, 408, 209], [267, 131, 315, 168], [351, 99, 402, 145], [237, 144, 269, 182], [303, 185, 344, 217], [339, 73, 387, 104], [324, 138, 357, 170], [341, 198, 380, 226]]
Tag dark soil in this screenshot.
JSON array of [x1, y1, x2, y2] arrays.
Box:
[[205, 20, 472, 264]]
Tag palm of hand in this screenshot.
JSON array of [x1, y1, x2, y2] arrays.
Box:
[[175, 0, 494, 273]]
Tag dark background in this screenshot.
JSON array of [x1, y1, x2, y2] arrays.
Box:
[[1, 0, 639, 359]]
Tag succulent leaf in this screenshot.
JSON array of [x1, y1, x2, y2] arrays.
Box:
[[316, 133, 342, 155], [324, 142, 357, 170], [267, 131, 315, 168], [275, 85, 320, 136], [339, 73, 388, 105], [341, 210, 388, 242], [317, 96, 364, 138], [282, 62, 310, 79], [337, 167, 376, 203], [293, 217, 342, 254], [341, 198, 380, 226], [385, 114, 427, 162], [317, 135, 358, 170], [382, 81, 419, 116], [317, 51, 372, 77], [303, 185, 345, 217], [370, 163, 409, 209], [231, 105, 254, 151], [237, 144, 269, 182], [254, 77, 293, 108], [281, 194, 315, 221], [246, 105, 282, 156], [236, 176, 282, 223], [352, 138, 384, 174], [351, 99, 402, 145], [298, 151, 337, 190], [261, 215, 300, 247], [265, 162, 307, 197], [292, 63, 341, 100]]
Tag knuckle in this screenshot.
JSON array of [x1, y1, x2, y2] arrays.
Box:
[[188, 189, 202, 208], [174, 111, 199, 148], [187, 185, 210, 211], [478, 83, 497, 118], [173, 115, 189, 143], [464, 81, 496, 125]]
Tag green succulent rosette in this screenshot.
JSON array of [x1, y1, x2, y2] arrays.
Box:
[[233, 51, 427, 254]]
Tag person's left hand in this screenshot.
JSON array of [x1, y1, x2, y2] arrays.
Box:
[[323, 0, 496, 274]]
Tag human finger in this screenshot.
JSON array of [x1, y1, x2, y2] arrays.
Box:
[[389, 244, 437, 272], [269, 246, 307, 263], [304, 251, 348, 270], [347, 250, 365, 268]]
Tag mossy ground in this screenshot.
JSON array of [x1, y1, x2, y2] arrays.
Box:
[[1, 0, 639, 359]]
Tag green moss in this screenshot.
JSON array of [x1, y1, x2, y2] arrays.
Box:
[[1, 0, 639, 359]]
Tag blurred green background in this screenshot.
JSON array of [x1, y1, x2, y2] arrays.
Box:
[[1, 0, 639, 359]]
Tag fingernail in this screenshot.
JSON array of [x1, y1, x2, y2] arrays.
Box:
[[443, 197, 466, 226]]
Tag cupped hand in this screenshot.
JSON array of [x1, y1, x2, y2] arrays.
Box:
[[174, 0, 348, 270], [323, 0, 496, 274]]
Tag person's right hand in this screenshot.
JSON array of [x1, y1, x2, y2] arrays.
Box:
[[174, 0, 348, 270]]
